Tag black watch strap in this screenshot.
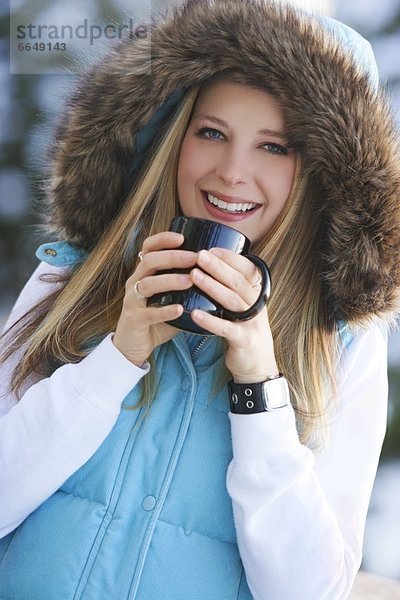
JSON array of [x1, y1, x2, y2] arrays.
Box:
[[228, 375, 290, 414]]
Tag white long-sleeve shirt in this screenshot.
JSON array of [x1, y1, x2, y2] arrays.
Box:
[[0, 262, 388, 599]]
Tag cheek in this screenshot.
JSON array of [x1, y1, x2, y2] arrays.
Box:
[[177, 138, 198, 212], [269, 159, 297, 206], [178, 136, 214, 192], [178, 138, 198, 186]]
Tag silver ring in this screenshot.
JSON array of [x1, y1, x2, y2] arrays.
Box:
[[138, 250, 144, 261], [133, 280, 146, 300], [251, 272, 262, 288]]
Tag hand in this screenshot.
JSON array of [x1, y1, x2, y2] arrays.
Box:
[[189, 248, 279, 383], [113, 231, 197, 367]]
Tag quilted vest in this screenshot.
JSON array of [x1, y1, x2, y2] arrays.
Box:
[[0, 242, 254, 600], [0, 242, 352, 599]]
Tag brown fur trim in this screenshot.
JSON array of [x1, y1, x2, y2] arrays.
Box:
[[43, 0, 400, 322]]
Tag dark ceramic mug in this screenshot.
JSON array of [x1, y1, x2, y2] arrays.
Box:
[[148, 216, 271, 335]]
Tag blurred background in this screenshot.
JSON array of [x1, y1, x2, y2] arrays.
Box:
[[1, 0, 399, 583]]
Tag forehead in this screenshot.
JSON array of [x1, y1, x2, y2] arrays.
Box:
[[192, 80, 285, 129]]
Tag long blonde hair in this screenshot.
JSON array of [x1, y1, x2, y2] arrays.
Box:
[[1, 82, 339, 447]]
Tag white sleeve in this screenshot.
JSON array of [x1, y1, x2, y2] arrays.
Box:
[[226, 324, 387, 600], [0, 263, 149, 538]]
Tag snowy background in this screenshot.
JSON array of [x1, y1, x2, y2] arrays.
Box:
[[1, 0, 400, 581], [333, 0, 400, 580]]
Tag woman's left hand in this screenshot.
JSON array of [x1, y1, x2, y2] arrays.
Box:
[[189, 247, 279, 383]]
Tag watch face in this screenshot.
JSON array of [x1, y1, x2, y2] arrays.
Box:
[[264, 378, 289, 410]]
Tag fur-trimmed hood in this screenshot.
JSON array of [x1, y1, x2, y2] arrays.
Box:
[[44, 0, 400, 324]]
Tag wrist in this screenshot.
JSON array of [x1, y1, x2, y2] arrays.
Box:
[[232, 363, 280, 384], [233, 370, 280, 384], [111, 335, 149, 368], [228, 374, 290, 414]]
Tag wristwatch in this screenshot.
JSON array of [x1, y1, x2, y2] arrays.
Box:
[[228, 374, 290, 414]]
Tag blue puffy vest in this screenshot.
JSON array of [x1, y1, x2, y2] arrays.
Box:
[[0, 242, 255, 600], [0, 242, 352, 599]]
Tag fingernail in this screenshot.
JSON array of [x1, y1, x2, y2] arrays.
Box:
[[179, 274, 191, 283], [209, 248, 222, 256], [192, 310, 204, 320], [199, 250, 210, 263], [193, 268, 204, 281]]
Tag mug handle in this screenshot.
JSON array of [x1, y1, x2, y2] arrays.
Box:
[[220, 255, 271, 322]]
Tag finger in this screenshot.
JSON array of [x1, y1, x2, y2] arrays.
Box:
[[135, 272, 193, 298], [190, 309, 242, 342], [141, 231, 185, 256], [209, 248, 262, 287], [132, 279, 147, 302], [191, 268, 248, 312], [134, 248, 198, 279], [142, 304, 184, 325], [197, 250, 259, 305], [191, 307, 271, 350]]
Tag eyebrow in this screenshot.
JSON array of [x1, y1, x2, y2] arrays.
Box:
[[192, 113, 288, 141]]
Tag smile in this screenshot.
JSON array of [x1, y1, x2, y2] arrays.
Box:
[[205, 192, 258, 213]]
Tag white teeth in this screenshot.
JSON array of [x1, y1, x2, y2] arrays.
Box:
[[206, 193, 256, 213]]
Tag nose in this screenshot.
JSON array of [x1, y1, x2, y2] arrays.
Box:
[[214, 145, 249, 186]]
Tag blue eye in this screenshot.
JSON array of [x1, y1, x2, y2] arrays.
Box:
[[196, 127, 224, 140], [262, 143, 288, 155]]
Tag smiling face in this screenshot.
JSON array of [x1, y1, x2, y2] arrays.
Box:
[[177, 80, 297, 244]]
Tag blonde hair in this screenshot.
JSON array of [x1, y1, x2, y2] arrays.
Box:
[[1, 82, 339, 447], [255, 169, 339, 446]]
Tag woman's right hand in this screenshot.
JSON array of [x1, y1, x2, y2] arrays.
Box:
[[112, 231, 197, 367]]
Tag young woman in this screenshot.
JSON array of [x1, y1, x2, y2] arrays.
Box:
[[1, 1, 399, 598]]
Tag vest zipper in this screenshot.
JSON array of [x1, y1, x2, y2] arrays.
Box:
[[127, 341, 197, 600], [190, 336, 210, 359]]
